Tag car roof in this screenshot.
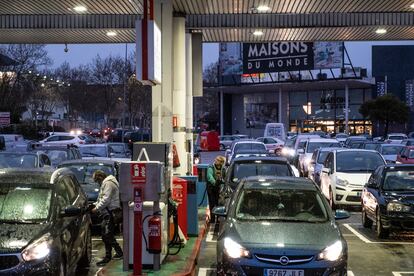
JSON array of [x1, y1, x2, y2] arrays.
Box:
[[0, 151, 38, 156], [79, 144, 107, 147], [232, 156, 288, 163], [58, 159, 116, 166], [317, 147, 343, 152], [388, 133, 406, 136], [307, 138, 338, 143], [0, 168, 72, 185], [333, 148, 379, 154], [241, 176, 316, 191], [379, 143, 404, 147]]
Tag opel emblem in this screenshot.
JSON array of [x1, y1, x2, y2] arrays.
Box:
[[279, 256, 289, 265]]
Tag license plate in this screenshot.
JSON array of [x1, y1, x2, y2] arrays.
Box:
[[264, 269, 304, 276]]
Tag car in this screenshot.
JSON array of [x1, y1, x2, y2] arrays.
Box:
[[39, 133, 91, 146], [377, 144, 405, 163], [402, 138, 414, 146], [219, 135, 239, 150], [123, 130, 151, 149], [0, 151, 51, 168], [214, 176, 349, 276], [256, 136, 285, 154], [225, 141, 267, 165], [263, 123, 286, 141], [320, 149, 386, 208], [0, 168, 92, 275], [362, 141, 383, 151], [58, 159, 119, 227], [397, 146, 414, 164], [79, 144, 130, 161], [298, 138, 341, 177], [335, 133, 349, 145], [308, 147, 342, 186], [361, 164, 414, 238], [343, 136, 367, 148], [1, 134, 24, 150], [109, 128, 129, 142], [107, 142, 132, 158], [291, 134, 320, 166], [385, 133, 407, 144], [29, 145, 82, 167], [89, 128, 103, 138]]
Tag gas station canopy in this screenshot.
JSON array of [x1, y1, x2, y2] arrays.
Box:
[[1, 0, 414, 43]]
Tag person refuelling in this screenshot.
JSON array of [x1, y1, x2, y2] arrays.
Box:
[[91, 170, 123, 266], [206, 156, 226, 223]]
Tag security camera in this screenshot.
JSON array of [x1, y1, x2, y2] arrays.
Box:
[[64, 43, 69, 53]]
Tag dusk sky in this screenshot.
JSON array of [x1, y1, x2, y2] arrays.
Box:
[[45, 41, 414, 75]]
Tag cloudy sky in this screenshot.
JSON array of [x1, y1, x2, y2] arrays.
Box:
[[45, 41, 414, 73]]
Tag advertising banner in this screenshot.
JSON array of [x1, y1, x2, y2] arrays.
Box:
[[406, 80, 414, 110], [219, 43, 243, 76]]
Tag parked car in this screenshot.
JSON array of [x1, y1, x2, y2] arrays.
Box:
[[108, 142, 131, 158], [256, 136, 284, 154], [320, 149, 386, 208], [362, 141, 383, 151], [30, 145, 82, 167], [89, 128, 103, 138], [225, 141, 267, 165], [335, 133, 349, 145], [109, 128, 128, 142], [377, 144, 405, 163], [396, 146, 414, 164], [263, 123, 286, 141], [0, 168, 92, 275], [214, 176, 349, 276], [385, 133, 407, 144], [39, 133, 92, 146], [308, 147, 342, 186], [1, 134, 24, 150], [298, 138, 340, 177], [0, 152, 51, 168], [344, 136, 367, 148], [361, 164, 414, 238], [402, 138, 414, 146], [291, 134, 320, 166], [219, 135, 239, 150], [58, 159, 119, 227]]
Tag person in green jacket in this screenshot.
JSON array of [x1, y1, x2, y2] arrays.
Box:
[[207, 155, 226, 223]]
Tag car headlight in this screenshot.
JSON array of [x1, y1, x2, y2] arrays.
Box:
[[317, 240, 343, 261], [223, 237, 250, 259], [22, 234, 51, 261], [387, 202, 411, 212], [336, 178, 349, 187], [282, 148, 295, 157]]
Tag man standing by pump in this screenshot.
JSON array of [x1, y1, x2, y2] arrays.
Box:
[[91, 170, 123, 266], [207, 156, 226, 223]]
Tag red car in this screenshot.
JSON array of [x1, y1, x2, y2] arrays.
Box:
[[396, 146, 414, 164]]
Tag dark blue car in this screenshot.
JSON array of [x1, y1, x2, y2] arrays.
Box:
[[213, 176, 350, 276], [361, 164, 414, 238]]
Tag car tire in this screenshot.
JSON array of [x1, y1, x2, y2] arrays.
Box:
[[329, 188, 336, 210], [78, 228, 92, 267], [376, 209, 389, 239], [362, 208, 373, 228]]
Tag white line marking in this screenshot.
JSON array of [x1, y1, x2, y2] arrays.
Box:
[[198, 268, 216, 276], [343, 224, 414, 245], [348, 271, 355, 276], [205, 224, 217, 243], [392, 272, 414, 276], [92, 238, 123, 242], [342, 234, 355, 237], [92, 250, 99, 252]]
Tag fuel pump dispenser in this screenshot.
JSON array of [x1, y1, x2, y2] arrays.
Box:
[[119, 148, 167, 274]]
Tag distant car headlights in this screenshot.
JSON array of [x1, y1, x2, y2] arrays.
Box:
[[282, 148, 295, 157], [336, 178, 349, 187], [387, 202, 411, 212], [223, 237, 250, 259], [317, 240, 343, 261], [22, 234, 52, 261]]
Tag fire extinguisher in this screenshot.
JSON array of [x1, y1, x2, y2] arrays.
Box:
[[148, 215, 162, 254]]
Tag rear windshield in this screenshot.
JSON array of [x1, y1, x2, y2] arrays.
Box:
[[364, 143, 379, 150], [383, 171, 414, 191], [234, 143, 266, 152], [231, 162, 291, 183], [389, 136, 405, 140], [336, 151, 384, 172], [306, 142, 340, 153], [380, 146, 404, 155]]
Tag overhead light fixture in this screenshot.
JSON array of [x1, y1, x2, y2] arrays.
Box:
[[410, 3, 414, 9], [253, 30, 264, 36], [257, 5, 270, 12], [376, 28, 387, 35], [73, 5, 87, 12], [106, 31, 117, 37]]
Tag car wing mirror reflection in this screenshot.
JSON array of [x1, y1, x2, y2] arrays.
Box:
[[334, 209, 350, 220], [212, 206, 227, 217]]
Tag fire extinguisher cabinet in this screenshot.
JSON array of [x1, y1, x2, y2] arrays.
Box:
[[179, 176, 198, 236], [172, 177, 188, 240]]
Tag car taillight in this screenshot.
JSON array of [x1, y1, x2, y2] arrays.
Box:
[[79, 141, 85, 144]]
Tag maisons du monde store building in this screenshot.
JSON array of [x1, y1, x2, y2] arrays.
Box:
[[216, 42, 374, 137]]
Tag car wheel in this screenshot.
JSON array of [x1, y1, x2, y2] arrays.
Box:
[[362, 207, 373, 228], [376, 209, 389, 239], [329, 188, 336, 210], [78, 228, 92, 267], [219, 144, 225, 151]]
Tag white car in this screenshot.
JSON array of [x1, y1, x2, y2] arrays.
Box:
[[39, 133, 88, 146], [1, 134, 24, 150], [256, 137, 284, 153], [225, 141, 267, 165], [385, 133, 407, 144], [298, 138, 340, 177], [320, 149, 386, 208]]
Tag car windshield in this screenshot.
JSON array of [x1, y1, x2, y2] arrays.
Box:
[[0, 153, 37, 168], [380, 146, 404, 155], [44, 150, 68, 166], [59, 163, 115, 184], [0, 184, 51, 222], [383, 171, 414, 191], [80, 146, 107, 157], [317, 151, 330, 164], [235, 189, 328, 222], [306, 142, 340, 153], [234, 143, 265, 152], [409, 150, 414, 159], [336, 151, 384, 172], [231, 162, 291, 182], [108, 144, 126, 154]]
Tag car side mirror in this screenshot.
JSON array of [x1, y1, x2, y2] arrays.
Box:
[[322, 167, 331, 174], [225, 149, 231, 155], [212, 206, 227, 217], [61, 205, 82, 217], [334, 209, 350, 220]]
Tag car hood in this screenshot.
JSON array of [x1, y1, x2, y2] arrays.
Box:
[[227, 220, 340, 250], [384, 192, 414, 204], [0, 223, 50, 251], [336, 172, 372, 186]]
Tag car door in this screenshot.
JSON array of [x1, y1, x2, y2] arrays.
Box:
[[320, 153, 334, 199], [363, 167, 382, 220], [308, 150, 317, 179]]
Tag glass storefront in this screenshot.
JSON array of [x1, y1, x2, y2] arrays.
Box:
[[244, 94, 278, 128], [289, 89, 372, 134]]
